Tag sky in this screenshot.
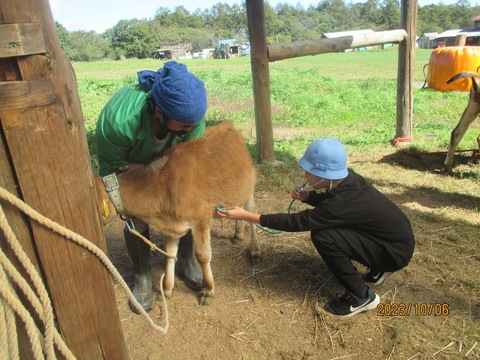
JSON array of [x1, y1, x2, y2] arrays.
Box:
[[49, 0, 475, 34]]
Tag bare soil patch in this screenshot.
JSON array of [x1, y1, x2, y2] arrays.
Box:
[[105, 145, 479, 360]]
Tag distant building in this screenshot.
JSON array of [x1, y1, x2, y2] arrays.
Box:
[[153, 42, 192, 60], [417, 32, 439, 49], [434, 29, 480, 47], [474, 14, 480, 27], [433, 15, 480, 47]]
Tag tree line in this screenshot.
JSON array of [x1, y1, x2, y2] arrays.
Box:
[[55, 0, 480, 61]]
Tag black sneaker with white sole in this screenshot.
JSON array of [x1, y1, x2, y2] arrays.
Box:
[[363, 269, 393, 286], [325, 287, 380, 317]]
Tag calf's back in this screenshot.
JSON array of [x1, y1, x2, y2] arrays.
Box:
[[124, 121, 256, 228]]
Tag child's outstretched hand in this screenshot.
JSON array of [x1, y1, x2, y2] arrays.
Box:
[[217, 206, 261, 224], [216, 206, 246, 220]]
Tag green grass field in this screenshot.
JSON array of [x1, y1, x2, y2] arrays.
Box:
[[74, 48, 478, 179]]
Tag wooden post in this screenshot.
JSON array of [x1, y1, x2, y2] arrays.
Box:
[[0, 1, 128, 359], [454, 34, 467, 46], [396, 0, 417, 140], [246, 0, 275, 162]]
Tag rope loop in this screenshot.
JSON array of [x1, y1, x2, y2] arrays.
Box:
[[0, 185, 171, 359]]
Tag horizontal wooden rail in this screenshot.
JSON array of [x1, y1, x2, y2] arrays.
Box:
[[0, 23, 45, 58], [268, 29, 408, 62], [0, 79, 56, 110]]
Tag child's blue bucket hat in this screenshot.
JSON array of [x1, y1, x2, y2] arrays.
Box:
[[298, 138, 348, 180]]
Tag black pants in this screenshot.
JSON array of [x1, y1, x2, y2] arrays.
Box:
[[311, 228, 407, 298]]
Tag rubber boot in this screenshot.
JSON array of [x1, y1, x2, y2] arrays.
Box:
[[124, 227, 153, 313], [175, 232, 203, 291]]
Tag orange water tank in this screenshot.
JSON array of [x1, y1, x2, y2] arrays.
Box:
[[427, 46, 480, 92]]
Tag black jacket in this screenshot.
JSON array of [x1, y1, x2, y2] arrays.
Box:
[[260, 169, 415, 265]]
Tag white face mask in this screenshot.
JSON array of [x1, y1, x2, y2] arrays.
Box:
[[307, 178, 333, 192], [310, 178, 327, 188]]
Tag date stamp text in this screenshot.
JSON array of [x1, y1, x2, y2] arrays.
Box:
[[377, 303, 449, 316]]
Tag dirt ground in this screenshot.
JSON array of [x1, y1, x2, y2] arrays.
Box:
[[104, 146, 479, 360]]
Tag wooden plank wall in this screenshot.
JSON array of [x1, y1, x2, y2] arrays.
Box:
[[0, 1, 128, 358]]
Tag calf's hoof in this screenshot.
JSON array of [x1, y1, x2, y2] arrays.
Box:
[[162, 277, 174, 298], [232, 233, 243, 244], [198, 290, 214, 306], [248, 249, 261, 264]]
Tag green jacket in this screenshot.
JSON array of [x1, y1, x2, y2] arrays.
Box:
[[96, 84, 205, 176]]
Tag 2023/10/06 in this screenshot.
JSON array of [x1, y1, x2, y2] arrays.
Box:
[[377, 303, 450, 316]]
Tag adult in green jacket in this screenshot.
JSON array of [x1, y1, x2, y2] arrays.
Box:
[[96, 61, 207, 312]]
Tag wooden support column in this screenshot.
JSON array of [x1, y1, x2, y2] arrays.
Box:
[[0, 1, 128, 359], [396, 0, 417, 140], [246, 0, 275, 162], [454, 34, 467, 46]]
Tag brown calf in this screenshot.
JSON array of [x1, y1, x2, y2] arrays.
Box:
[[95, 121, 259, 305], [445, 72, 480, 171]]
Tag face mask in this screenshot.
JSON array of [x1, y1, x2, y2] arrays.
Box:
[[157, 116, 188, 136], [308, 178, 333, 192], [310, 178, 327, 188], [168, 129, 187, 136], [162, 116, 188, 136]]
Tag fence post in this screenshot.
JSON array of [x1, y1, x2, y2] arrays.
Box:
[[246, 0, 275, 163], [396, 0, 418, 140]]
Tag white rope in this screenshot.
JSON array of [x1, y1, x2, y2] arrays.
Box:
[[0, 203, 57, 359], [0, 233, 73, 359], [0, 268, 19, 360], [0, 185, 170, 359], [0, 264, 43, 360]]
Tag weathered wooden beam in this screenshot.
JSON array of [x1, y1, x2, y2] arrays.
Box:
[[0, 23, 46, 58], [0, 0, 129, 358], [0, 79, 57, 110], [268, 30, 408, 62]]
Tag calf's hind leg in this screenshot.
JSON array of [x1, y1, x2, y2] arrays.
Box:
[[233, 195, 261, 261], [245, 195, 260, 260]]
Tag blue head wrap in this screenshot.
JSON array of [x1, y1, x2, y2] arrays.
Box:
[[137, 61, 207, 124]]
